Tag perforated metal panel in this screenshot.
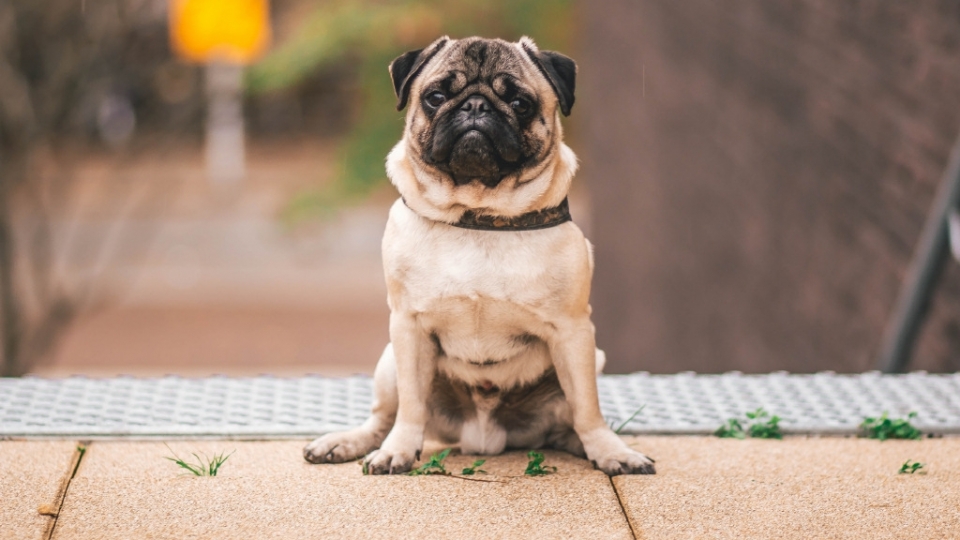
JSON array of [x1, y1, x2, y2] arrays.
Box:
[[1, 372, 959, 438], [0, 376, 372, 438], [598, 372, 960, 435]]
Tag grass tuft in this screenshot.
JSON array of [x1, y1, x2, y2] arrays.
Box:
[[461, 459, 487, 475], [861, 412, 923, 440], [408, 448, 451, 476], [715, 418, 746, 439], [524, 451, 557, 476], [898, 459, 926, 474], [610, 405, 647, 434], [164, 444, 234, 477], [715, 408, 782, 439]]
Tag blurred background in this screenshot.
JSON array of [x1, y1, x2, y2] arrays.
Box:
[[0, 0, 958, 378]]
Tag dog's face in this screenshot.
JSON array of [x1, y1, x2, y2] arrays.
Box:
[[387, 36, 577, 219]]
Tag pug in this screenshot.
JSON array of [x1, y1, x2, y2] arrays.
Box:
[[304, 36, 655, 475]]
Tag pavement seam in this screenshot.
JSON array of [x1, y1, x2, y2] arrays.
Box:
[[44, 441, 89, 540], [609, 475, 639, 540]]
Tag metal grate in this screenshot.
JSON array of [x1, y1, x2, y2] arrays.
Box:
[[0, 376, 372, 438], [2, 372, 959, 438], [599, 371, 960, 435]]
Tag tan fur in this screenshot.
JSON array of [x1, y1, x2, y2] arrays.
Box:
[[389, 37, 575, 224], [304, 36, 655, 475]]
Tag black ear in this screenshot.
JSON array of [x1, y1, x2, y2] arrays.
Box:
[[521, 43, 577, 116], [389, 37, 449, 111]]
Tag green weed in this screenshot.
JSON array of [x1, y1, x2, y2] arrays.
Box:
[[715, 408, 782, 439], [898, 459, 926, 474], [715, 418, 746, 439], [861, 412, 922, 440], [745, 408, 783, 439], [524, 451, 557, 476], [610, 405, 647, 434], [461, 459, 487, 475], [408, 448, 451, 476], [164, 444, 234, 477]]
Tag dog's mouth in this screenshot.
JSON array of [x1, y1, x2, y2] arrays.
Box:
[[446, 130, 507, 186], [474, 380, 501, 397], [428, 115, 524, 187]]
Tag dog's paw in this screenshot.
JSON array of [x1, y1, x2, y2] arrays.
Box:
[[304, 429, 382, 464], [361, 425, 423, 474], [581, 428, 656, 475], [362, 447, 419, 475], [591, 448, 656, 476]]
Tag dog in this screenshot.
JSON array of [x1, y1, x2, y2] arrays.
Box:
[[304, 36, 655, 476]]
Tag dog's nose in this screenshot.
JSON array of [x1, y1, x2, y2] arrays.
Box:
[[460, 95, 491, 116]]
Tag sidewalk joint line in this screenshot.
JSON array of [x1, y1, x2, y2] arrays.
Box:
[[609, 475, 639, 540], [45, 441, 89, 540]]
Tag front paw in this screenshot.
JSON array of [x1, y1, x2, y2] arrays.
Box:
[[361, 425, 423, 475], [362, 447, 420, 475], [592, 448, 656, 475], [582, 429, 656, 475], [304, 429, 382, 464]]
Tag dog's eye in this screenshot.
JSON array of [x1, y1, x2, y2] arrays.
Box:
[[424, 92, 446, 108], [510, 98, 531, 115]]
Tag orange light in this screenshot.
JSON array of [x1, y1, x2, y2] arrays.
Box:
[[170, 0, 271, 65]]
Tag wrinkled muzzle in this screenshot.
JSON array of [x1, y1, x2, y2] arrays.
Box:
[[427, 94, 522, 187]]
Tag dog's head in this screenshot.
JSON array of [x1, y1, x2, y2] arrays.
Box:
[[386, 36, 578, 222]]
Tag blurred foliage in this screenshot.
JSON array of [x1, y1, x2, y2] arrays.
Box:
[[0, 0, 179, 375], [246, 0, 575, 222]]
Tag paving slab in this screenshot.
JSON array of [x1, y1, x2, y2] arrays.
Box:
[[616, 436, 960, 540], [0, 441, 81, 540], [52, 441, 632, 540]]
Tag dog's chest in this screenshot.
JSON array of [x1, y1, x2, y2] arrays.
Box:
[[386, 210, 576, 317], [383, 201, 589, 362], [400, 232, 556, 349], [411, 239, 551, 305]]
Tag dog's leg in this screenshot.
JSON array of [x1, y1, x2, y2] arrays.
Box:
[[362, 312, 435, 474], [548, 319, 656, 475], [595, 347, 607, 374], [303, 344, 398, 464]]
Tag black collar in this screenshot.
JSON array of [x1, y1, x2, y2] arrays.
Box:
[[405, 198, 572, 231]]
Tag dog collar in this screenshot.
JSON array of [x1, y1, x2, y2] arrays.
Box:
[[404, 198, 572, 231]]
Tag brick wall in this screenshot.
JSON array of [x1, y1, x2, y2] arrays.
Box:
[[581, 1, 960, 373]]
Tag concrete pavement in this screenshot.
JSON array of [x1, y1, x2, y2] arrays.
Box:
[[0, 442, 80, 540], [3, 437, 958, 539], [619, 436, 960, 539]]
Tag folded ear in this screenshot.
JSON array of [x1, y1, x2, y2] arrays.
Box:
[[389, 37, 450, 111], [520, 39, 577, 116]]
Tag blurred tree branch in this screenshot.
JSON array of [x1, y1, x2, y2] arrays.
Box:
[[0, 0, 175, 375]]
